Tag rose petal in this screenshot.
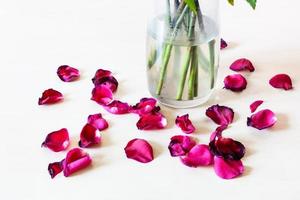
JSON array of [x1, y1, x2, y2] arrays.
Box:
[[124, 138, 154, 163], [87, 113, 109, 131], [210, 125, 228, 141], [175, 114, 196, 134], [62, 148, 92, 177], [91, 85, 113, 105], [93, 76, 118, 93], [42, 128, 70, 152], [229, 58, 255, 72], [92, 69, 112, 83], [38, 89, 63, 105], [168, 135, 197, 157], [224, 74, 247, 92], [130, 98, 159, 115], [48, 161, 63, 178], [250, 100, 264, 113], [247, 109, 277, 130], [214, 157, 244, 179], [104, 100, 130, 114], [269, 74, 293, 90], [180, 144, 214, 167], [57, 65, 80, 82], [78, 124, 101, 148], [209, 137, 245, 160], [206, 105, 234, 126], [136, 112, 167, 130], [221, 38, 228, 50]]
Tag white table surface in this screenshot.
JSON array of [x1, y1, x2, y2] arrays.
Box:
[[1, 0, 300, 199]]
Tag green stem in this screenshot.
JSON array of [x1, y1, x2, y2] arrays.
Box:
[[209, 39, 215, 89], [193, 58, 198, 97], [188, 47, 198, 99], [166, 0, 172, 26], [195, 0, 204, 31], [147, 48, 157, 69]]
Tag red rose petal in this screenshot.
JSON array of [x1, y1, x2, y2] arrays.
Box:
[[136, 112, 167, 130], [93, 76, 118, 93], [78, 124, 101, 148], [229, 58, 255, 72], [224, 74, 247, 92], [42, 128, 70, 152], [48, 161, 63, 178], [104, 100, 130, 114], [57, 65, 80, 82], [247, 109, 277, 130], [87, 113, 109, 131], [209, 137, 245, 160], [91, 85, 113, 105], [206, 105, 234, 126], [92, 69, 112, 83], [124, 139, 154, 163], [168, 135, 196, 157], [209, 125, 228, 142], [175, 114, 196, 134], [269, 74, 293, 90], [180, 144, 214, 167], [38, 88, 63, 105], [221, 38, 228, 50], [130, 98, 159, 115], [214, 157, 244, 179], [250, 100, 264, 113]]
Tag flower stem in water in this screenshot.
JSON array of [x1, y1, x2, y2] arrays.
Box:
[[209, 39, 216, 89]]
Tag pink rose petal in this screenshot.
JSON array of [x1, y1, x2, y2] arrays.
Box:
[[209, 137, 245, 160], [48, 161, 63, 178], [175, 114, 196, 134], [221, 38, 228, 50], [94, 76, 118, 93], [209, 125, 228, 141], [57, 65, 80, 82], [136, 112, 167, 130], [214, 157, 244, 179], [91, 85, 113, 105], [180, 144, 214, 167], [168, 135, 196, 157], [130, 98, 159, 115], [224, 74, 247, 92], [92, 69, 112, 83], [269, 74, 293, 90], [104, 100, 130, 114], [124, 138, 154, 163], [229, 58, 255, 72], [250, 100, 264, 113], [87, 113, 109, 131], [206, 105, 234, 126], [247, 109, 277, 130], [42, 128, 70, 152], [38, 88, 63, 105], [78, 124, 101, 148]]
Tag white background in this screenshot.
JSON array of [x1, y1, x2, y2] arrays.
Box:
[[0, 0, 300, 199]]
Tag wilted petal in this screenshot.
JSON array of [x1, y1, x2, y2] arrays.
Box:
[[92, 69, 112, 83], [214, 157, 244, 179], [175, 114, 196, 134], [221, 38, 228, 50], [247, 109, 277, 130], [93, 76, 118, 93], [224, 74, 247, 92], [180, 144, 214, 167], [38, 89, 63, 105], [250, 100, 264, 113], [130, 98, 158, 115], [87, 113, 109, 131], [91, 85, 113, 105], [229, 58, 255, 72], [42, 128, 70, 152], [206, 105, 234, 126], [136, 112, 167, 130], [78, 124, 101, 148], [57, 65, 80, 82], [269, 74, 293, 90], [124, 138, 154, 163], [210, 125, 228, 141], [104, 100, 130, 114], [48, 161, 63, 179], [168, 135, 196, 157], [209, 137, 245, 160]]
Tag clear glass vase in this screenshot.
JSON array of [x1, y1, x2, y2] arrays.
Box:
[[146, 0, 220, 108]]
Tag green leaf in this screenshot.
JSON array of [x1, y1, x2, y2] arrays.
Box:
[[246, 0, 257, 9], [184, 0, 197, 14], [227, 0, 234, 6]]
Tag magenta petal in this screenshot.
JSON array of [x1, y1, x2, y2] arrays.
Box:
[[48, 161, 63, 178], [247, 109, 277, 130], [209, 137, 245, 160], [206, 105, 234, 126], [92, 69, 112, 83], [220, 38, 228, 50], [269, 74, 293, 90], [180, 144, 214, 167], [250, 100, 264, 113], [104, 100, 130, 114], [124, 139, 154, 163], [130, 98, 158, 115], [136, 112, 167, 130], [62, 148, 92, 177], [210, 125, 228, 141], [78, 124, 101, 148], [42, 128, 70, 152], [224, 74, 247, 92], [175, 114, 196, 134], [229, 58, 255, 72], [38, 89, 63, 105], [57, 65, 80, 82], [93, 76, 118, 93], [91, 85, 113, 105], [168, 135, 196, 157], [87, 113, 109, 131], [214, 157, 244, 179]]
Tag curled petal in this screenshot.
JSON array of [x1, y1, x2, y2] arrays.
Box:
[[104, 100, 130, 114], [42, 128, 70, 152], [250, 100, 264, 113], [79, 124, 101, 148], [214, 157, 244, 179], [229, 58, 255, 72], [175, 114, 196, 134], [136, 112, 167, 130], [124, 139, 154, 163], [93, 76, 118, 93], [168, 135, 196, 157], [210, 125, 228, 141], [206, 105, 234, 126], [87, 113, 109, 131], [269, 74, 293, 90], [130, 98, 158, 115], [92, 69, 112, 83], [57, 65, 80, 82], [247, 109, 277, 130], [91, 85, 113, 105], [224, 74, 247, 92], [209, 137, 245, 160], [180, 144, 214, 167], [48, 161, 63, 179], [38, 89, 63, 105], [220, 38, 228, 50]]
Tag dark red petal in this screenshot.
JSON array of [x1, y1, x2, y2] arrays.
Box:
[[168, 135, 196, 157], [269, 74, 293, 90], [130, 98, 158, 115], [38, 89, 63, 105], [91, 85, 113, 105], [136, 112, 167, 130], [247, 109, 277, 130], [87, 113, 109, 131], [175, 114, 196, 134], [229, 58, 255, 72], [92, 69, 112, 83], [250, 100, 264, 113], [224, 74, 247, 92], [42, 128, 70, 152], [214, 157, 244, 179], [93, 76, 118, 93], [180, 144, 214, 167], [209, 137, 245, 160], [220, 38, 228, 50], [48, 161, 63, 179], [124, 138, 154, 163], [206, 105, 234, 126], [62, 148, 92, 177], [57, 65, 80, 82], [78, 124, 101, 148], [104, 100, 130, 114], [209, 125, 228, 141]]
